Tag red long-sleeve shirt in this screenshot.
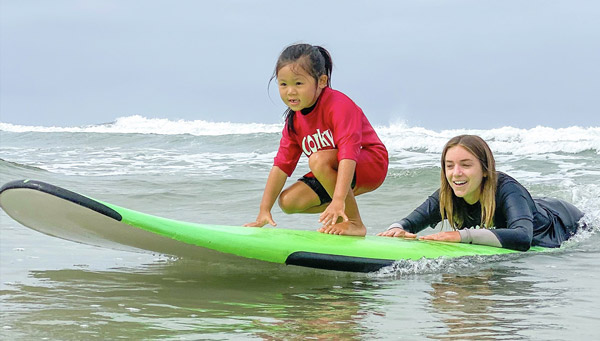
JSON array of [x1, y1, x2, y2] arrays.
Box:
[[274, 87, 387, 178]]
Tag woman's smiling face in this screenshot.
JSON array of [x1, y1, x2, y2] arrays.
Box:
[[444, 145, 485, 204]]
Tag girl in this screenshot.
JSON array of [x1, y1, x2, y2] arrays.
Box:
[[378, 135, 585, 250], [244, 43, 388, 236]]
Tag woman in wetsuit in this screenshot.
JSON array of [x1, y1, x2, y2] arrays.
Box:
[[377, 134, 585, 251]]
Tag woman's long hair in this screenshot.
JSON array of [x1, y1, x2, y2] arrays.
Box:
[[439, 135, 497, 229]]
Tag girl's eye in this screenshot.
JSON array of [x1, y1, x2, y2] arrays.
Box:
[[296, 82, 303, 86], [279, 82, 287, 87]]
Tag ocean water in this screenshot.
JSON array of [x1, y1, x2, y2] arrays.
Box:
[[1, 115, 599, 340]]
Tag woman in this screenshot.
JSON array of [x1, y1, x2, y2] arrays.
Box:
[[377, 135, 584, 251]]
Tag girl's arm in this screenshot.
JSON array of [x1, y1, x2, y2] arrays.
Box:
[[244, 166, 288, 227], [319, 159, 355, 226]]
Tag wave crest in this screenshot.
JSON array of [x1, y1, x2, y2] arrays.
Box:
[[1, 115, 599, 154], [0, 115, 283, 136], [378, 124, 600, 155]]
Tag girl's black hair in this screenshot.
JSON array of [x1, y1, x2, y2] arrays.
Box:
[[270, 44, 333, 134]]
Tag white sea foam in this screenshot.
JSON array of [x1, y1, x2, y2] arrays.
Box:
[[370, 253, 526, 278], [5, 115, 596, 154], [18, 150, 278, 177], [0, 115, 284, 136], [1, 115, 598, 151], [377, 122, 600, 155]]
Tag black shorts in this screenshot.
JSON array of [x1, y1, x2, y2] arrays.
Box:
[[298, 174, 356, 205]]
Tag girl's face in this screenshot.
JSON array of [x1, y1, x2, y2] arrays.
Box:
[[277, 63, 327, 111], [444, 145, 486, 204]]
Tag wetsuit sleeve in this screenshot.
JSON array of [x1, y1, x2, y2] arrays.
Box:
[[459, 229, 502, 247], [273, 125, 302, 177], [392, 190, 442, 233], [490, 182, 535, 251], [330, 98, 362, 162]]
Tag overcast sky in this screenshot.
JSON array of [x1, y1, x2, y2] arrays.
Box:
[[1, 0, 599, 130]]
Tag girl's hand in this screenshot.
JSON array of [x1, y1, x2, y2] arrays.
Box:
[[377, 227, 417, 238], [419, 231, 460, 242], [319, 199, 348, 226], [244, 211, 276, 228]]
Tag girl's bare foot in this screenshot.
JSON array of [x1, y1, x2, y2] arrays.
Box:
[[317, 221, 366, 236]]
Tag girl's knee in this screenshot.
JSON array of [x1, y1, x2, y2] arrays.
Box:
[[278, 184, 323, 214], [353, 186, 370, 196], [308, 150, 338, 175], [278, 190, 293, 214], [278, 189, 302, 214]]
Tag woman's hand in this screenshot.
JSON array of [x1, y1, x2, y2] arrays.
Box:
[[318, 199, 348, 226], [377, 227, 417, 238], [244, 211, 276, 228], [419, 231, 460, 242]]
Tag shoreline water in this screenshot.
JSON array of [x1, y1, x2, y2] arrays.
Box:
[[1, 116, 599, 339]]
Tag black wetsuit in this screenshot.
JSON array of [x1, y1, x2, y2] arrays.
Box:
[[393, 172, 584, 251]]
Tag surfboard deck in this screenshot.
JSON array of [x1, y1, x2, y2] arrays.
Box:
[[0, 180, 544, 273]]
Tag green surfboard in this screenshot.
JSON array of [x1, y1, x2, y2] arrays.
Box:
[[0, 180, 543, 272]]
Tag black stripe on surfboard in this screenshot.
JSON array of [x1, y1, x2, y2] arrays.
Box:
[[285, 251, 395, 273], [0, 180, 122, 221]]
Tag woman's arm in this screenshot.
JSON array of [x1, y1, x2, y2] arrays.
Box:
[[458, 228, 502, 247], [492, 212, 534, 251], [397, 190, 443, 233], [420, 182, 534, 250], [488, 179, 536, 251], [378, 190, 443, 237], [376, 223, 417, 238]]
